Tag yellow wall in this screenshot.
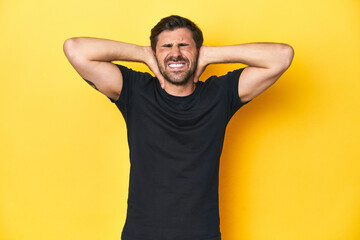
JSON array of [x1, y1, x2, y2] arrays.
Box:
[[1, 0, 359, 239]]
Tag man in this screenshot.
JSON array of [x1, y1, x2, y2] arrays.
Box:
[[63, 15, 294, 240]]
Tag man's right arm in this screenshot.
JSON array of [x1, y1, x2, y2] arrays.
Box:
[[63, 37, 165, 101]]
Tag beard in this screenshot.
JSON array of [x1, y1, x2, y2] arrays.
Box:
[[157, 56, 197, 86]]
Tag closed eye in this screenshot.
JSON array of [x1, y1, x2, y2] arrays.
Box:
[[179, 43, 189, 47]]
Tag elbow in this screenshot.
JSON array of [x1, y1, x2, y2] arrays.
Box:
[[63, 37, 85, 63], [279, 44, 294, 70], [63, 38, 76, 59]]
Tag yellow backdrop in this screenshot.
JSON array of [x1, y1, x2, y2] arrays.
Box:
[[1, 0, 359, 239]]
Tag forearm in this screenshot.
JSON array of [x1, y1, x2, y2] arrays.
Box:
[[63, 37, 167, 89], [63, 37, 148, 63], [202, 43, 294, 69]]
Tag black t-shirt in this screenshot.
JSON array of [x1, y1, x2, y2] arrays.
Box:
[[109, 64, 250, 240]]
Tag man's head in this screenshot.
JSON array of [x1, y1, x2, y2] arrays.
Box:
[[150, 15, 203, 86], [150, 15, 203, 52]]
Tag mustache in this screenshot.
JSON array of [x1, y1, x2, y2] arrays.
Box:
[[165, 56, 189, 64]]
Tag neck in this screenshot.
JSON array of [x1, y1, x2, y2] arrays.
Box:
[[163, 79, 196, 97]]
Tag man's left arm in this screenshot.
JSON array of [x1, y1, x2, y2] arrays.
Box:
[[194, 43, 294, 102]]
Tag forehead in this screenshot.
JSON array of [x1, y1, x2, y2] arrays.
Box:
[[156, 28, 195, 45]]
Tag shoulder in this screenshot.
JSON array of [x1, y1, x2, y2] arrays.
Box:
[[216, 68, 245, 81], [114, 64, 153, 81], [203, 68, 245, 89], [110, 64, 155, 103]]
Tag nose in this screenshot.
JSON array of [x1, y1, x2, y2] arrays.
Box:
[[169, 46, 181, 59]]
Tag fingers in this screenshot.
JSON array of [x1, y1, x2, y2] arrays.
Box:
[[193, 45, 208, 83], [193, 65, 204, 83], [151, 66, 165, 88], [158, 75, 165, 89], [193, 69, 200, 83], [193, 74, 199, 83], [143, 46, 166, 88], [151, 66, 166, 89]]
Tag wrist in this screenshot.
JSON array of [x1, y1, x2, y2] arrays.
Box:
[[199, 45, 216, 66], [203, 46, 219, 65]]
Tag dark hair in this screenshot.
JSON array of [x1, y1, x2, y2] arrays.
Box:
[[150, 15, 203, 52]]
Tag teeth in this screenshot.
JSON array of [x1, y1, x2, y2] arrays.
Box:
[[169, 63, 185, 67]]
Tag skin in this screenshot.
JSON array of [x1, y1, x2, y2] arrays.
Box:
[[154, 28, 198, 87], [194, 44, 294, 102], [63, 28, 294, 102], [84, 79, 99, 90], [146, 29, 294, 101]]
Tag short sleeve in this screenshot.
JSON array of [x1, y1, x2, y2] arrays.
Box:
[[216, 68, 251, 121], [108, 64, 152, 120]]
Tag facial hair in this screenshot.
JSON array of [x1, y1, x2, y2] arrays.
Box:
[[157, 56, 197, 86]]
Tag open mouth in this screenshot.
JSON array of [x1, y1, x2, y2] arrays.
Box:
[[167, 62, 186, 70]]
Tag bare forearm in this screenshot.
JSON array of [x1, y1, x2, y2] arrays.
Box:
[[63, 37, 148, 63], [63, 37, 167, 90], [202, 43, 294, 69]]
